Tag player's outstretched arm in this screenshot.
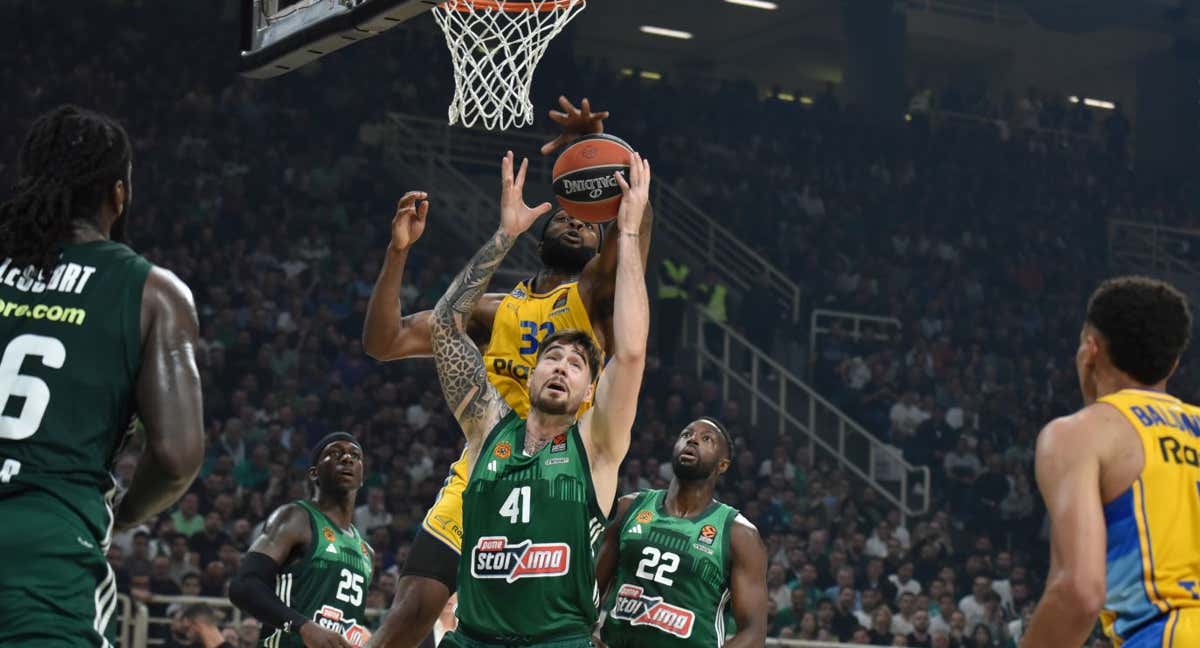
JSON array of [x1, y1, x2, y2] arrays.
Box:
[[540, 96, 609, 156], [724, 516, 769, 648], [229, 504, 353, 648], [579, 201, 653, 331], [1021, 411, 1107, 648], [582, 154, 651, 512], [432, 152, 550, 445], [362, 192, 500, 360], [114, 268, 204, 530]]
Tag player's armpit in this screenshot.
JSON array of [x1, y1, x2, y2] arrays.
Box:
[[1021, 413, 1108, 648], [595, 494, 640, 605], [723, 516, 769, 648]]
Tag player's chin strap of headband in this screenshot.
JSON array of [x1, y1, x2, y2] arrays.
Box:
[[229, 552, 311, 635]]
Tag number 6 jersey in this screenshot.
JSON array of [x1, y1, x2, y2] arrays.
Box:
[[0, 241, 151, 540], [600, 489, 740, 648]]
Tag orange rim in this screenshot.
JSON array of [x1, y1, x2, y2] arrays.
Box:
[[438, 0, 580, 12]]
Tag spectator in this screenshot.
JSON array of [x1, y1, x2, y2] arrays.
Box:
[[172, 493, 205, 538], [831, 587, 861, 641], [126, 531, 155, 578], [355, 486, 393, 533], [892, 591, 918, 635], [907, 609, 934, 647], [889, 560, 922, 600], [234, 444, 272, 490], [767, 563, 793, 612], [191, 512, 232, 566], [958, 575, 993, 631], [180, 603, 236, 648], [867, 605, 895, 645]]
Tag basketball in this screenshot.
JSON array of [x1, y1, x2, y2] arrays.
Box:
[[551, 133, 634, 223]]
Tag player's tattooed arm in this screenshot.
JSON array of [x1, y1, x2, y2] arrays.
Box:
[[724, 516, 769, 648], [432, 152, 549, 443]]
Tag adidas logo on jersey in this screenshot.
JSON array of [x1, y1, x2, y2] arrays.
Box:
[[629, 524, 643, 534], [611, 583, 695, 639], [470, 536, 571, 583], [326, 543, 339, 554], [312, 605, 370, 646]]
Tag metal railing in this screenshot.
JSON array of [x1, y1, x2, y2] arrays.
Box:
[[767, 641, 893, 648], [688, 305, 930, 519], [381, 113, 803, 321], [809, 309, 903, 381], [1109, 219, 1200, 279]]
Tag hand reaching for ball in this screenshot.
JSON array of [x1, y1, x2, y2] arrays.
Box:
[[389, 191, 429, 254], [614, 152, 650, 234], [499, 151, 553, 238]]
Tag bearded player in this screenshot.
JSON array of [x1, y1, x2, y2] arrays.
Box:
[[412, 150, 649, 648], [1022, 276, 1200, 647], [363, 98, 653, 648], [595, 418, 768, 648], [0, 106, 204, 646], [229, 433, 374, 648]]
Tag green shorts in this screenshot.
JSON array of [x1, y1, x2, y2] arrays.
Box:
[[439, 629, 594, 648], [0, 488, 117, 647]]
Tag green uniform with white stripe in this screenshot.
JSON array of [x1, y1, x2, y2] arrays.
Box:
[[600, 489, 739, 648], [0, 241, 151, 647], [443, 412, 606, 648], [262, 500, 374, 648]]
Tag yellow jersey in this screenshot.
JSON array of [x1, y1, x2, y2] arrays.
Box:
[[421, 278, 602, 554], [1097, 389, 1200, 647], [482, 277, 602, 417]]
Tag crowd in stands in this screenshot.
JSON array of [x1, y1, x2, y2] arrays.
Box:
[[7, 2, 1192, 647]]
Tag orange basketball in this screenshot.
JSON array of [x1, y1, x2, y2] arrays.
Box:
[[551, 134, 634, 223]]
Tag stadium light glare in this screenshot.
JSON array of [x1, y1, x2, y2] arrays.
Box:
[[640, 70, 663, 80], [799, 96, 814, 105], [776, 92, 796, 102], [1068, 95, 1080, 103], [640, 25, 694, 40], [1083, 98, 1115, 110], [725, 0, 779, 9]]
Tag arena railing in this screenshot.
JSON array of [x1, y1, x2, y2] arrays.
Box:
[[377, 112, 804, 322], [1109, 219, 1200, 279], [904, 0, 1027, 26], [808, 309, 903, 382], [688, 304, 931, 520]]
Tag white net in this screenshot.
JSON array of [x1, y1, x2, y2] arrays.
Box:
[[433, 0, 586, 131]]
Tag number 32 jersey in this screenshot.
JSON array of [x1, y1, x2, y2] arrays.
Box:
[[601, 490, 739, 648], [0, 241, 151, 540]]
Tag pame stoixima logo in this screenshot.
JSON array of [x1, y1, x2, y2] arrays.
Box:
[[312, 605, 370, 646], [469, 536, 570, 583], [611, 583, 695, 639]]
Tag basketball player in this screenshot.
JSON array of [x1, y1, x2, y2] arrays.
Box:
[[595, 418, 768, 648], [416, 150, 649, 648], [0, 105, 205, 646], [1022, 276, 1200, 647], [363, 98, 654, 648], [229, 433, 374, 648]]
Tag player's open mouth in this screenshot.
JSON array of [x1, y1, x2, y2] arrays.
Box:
[[545, 380, 567, 395], [560, 231, 582, 245], [679, 448, 698, 461]]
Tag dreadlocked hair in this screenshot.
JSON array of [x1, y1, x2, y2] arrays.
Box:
[[0, 105, 132, 276]]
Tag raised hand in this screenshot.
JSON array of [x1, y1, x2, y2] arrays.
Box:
[[614, 152, 651, 234], [389, 191, 429, 253], [541, 96, 609, 156], [499, 151, 552, 237]]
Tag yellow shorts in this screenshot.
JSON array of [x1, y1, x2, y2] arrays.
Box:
[[1114, 608, 1200, 648], [421, 447, 471, 554]]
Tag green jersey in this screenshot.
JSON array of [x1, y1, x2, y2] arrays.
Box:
[[600, 489, 739, 648], [457, 412, 607, 642], [0, 241, 151, 539], [262, 500, 374, 648]]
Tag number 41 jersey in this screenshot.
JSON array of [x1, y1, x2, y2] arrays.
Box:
[[601, 489, 739, 648], [0, 241, 151, 540]]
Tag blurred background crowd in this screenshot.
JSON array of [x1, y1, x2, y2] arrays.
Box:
[[5, 1, 1195, 647]]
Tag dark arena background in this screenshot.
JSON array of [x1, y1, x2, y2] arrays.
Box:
[[3, 0, 1200, 646]]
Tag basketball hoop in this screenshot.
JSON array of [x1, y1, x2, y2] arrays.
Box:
[[433, 0, 585, 131]]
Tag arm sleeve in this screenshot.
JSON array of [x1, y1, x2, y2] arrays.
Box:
[[228, 551, 310, 634]]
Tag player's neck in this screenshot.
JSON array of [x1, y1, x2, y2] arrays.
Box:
[[532, 269, 577, 293], [314, 491, 356, 530], [524, 409, 574, 454], [69, 219, 108, 244], [1095, 372, 1169, 401], [664, 478, 716, 519]]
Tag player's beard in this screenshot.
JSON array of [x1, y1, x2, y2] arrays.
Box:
[[539, 237, 594, 275], [531, 385, 572, 416], [672, 452, 717, 481]]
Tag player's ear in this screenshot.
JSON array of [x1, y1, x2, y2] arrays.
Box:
[[583, 381, 596, 404], [307, 465, 318, 485], [110, 179, 126, 217], [716, 456, 730, 476]]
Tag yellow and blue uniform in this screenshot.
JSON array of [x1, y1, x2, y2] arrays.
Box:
[[420, 278, 602, 554], [1098, 389, 1200, 647]]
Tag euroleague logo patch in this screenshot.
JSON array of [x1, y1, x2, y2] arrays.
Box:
[[323, 527, 337, 543], [698, 524, 718, 545], [551, 433, 568, 453], [611, 583, 695, 639], [470, 536, 571, 583], [494, 442, 513, 460], [312, 605, 370, 646], [635, 510, 654, 524]]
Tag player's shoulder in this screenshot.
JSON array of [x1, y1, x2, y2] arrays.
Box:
[[263, 501, 313, 538], [1037, 402, 1129, 457], [142, 266, 196, 317], [729, 513, 765, 551]]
